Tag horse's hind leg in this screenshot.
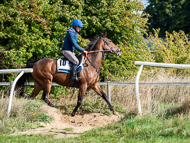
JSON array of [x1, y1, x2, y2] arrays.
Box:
[[90, 83, 117, 115], [41, 82, 55, 107], [28, 80, 43, 99]]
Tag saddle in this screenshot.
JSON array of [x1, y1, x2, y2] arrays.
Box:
[[57, 54, 84, 73]]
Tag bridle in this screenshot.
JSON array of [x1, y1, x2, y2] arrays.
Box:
[[83, 37, 116, 69], [86, 37, 116, 54], [101, 37, 115, 53], [83, 37, 117, 83]]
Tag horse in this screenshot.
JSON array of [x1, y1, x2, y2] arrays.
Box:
[[17, 32, 122, 116]]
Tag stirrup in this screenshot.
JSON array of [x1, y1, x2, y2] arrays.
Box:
[[70, 76, 81, 83], [75, 77, 81, 82]]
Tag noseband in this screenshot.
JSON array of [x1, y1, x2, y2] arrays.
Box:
[[101, 37, 115, 53]]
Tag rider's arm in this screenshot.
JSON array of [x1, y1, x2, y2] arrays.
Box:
[[68, 32, 84, 53]]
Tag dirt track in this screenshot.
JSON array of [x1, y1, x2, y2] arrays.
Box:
[[11, 105, 123, 138]]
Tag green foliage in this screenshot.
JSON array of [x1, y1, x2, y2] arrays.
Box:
[[0, 0, 150, 81], [149, 29, 190, 74], [81, 0, 148, 44], [0, 0, 65, 69], [101, 42, 153, 80], [144, 0, 190, 37]]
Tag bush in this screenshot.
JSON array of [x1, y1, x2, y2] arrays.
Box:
[[148, 29, 190, 74], [0, 0, 149, 81]]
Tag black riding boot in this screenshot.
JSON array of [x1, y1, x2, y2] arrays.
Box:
[[70, 64, 81, 83]]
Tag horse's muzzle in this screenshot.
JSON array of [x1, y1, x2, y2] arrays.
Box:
[[115, 48, 122, 56]]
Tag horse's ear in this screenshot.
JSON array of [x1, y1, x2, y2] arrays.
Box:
[[104, 31, 107, 37], [100, 32, 104, 37], [100, 32, 107, 37]]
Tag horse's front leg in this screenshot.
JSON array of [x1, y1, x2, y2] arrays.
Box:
[[90, 82, 118, 115], [71, 84, 87, 116]]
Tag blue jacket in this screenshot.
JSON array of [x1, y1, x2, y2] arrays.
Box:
[[62, 27, 84, 53]]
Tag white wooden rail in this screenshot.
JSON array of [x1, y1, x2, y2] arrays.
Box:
[[0, 68, 33, 116], [2, 64, 190, 116], [134, 61, 190, 115]]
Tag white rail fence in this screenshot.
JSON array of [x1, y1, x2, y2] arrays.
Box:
[[134, 61, 190, 115], [0, 69, 33, 116], [1, 62, 190, 116]]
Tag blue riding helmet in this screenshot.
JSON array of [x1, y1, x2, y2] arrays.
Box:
[[72, 19, 83, 28]]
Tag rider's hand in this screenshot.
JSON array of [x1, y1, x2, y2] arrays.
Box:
[[83, 50, 88, 54]]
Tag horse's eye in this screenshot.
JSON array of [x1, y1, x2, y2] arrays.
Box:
[[109, 40, 112, 43]]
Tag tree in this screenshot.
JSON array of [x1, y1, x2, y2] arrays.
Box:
[[0, 0, 151, 81], [144, 0, 190, 37], [0, 0, 66, 69], [148, 29, 190, 74]]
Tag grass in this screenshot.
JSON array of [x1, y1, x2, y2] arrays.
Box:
[[0, 97, 52, 135], [1, 105, 190, 143], [1, 71, 190, 142], [76, 115, 190, 142], [63, 127, 73, 131]]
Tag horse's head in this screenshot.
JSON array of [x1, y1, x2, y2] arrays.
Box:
[[100, 32, 122, 56]]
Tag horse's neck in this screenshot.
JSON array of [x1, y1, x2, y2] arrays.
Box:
[[88, 43, 103, 70]]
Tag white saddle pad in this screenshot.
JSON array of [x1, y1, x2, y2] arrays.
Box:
[[57, 56, 84, 73]]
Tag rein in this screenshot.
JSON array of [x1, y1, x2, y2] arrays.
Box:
[[82, 37, 113, 84], [83, 37, 112, 70], [87, 50, 112, 54], [86, 37, 114, 54]]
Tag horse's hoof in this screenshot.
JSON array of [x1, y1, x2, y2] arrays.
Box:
[[27, 97, 32, 100], [49, 104, 55, 108], [113, 111, 119, 115], [71, 112, 75, 117]]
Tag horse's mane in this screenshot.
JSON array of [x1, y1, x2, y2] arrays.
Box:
[[85, 35, 101, 51]]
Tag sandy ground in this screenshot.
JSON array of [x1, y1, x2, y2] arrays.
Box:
[[10, 105, 123, 138]]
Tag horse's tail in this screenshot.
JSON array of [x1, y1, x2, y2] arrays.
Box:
[[16, 63, 35, 97]]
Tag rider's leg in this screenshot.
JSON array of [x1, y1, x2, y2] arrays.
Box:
[[62, 50, 81, 83], [70, 64, 81, 83]]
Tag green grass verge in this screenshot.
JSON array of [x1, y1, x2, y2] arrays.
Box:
[[1, 112, 190, 143], [0, 98, 52, 135]]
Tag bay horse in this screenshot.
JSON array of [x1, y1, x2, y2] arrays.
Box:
[[17, 32, 122, 116]]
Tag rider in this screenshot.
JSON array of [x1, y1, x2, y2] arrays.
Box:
[[62, 19, 88, 83]]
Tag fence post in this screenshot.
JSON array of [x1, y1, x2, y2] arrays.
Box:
[[135, 65, 143, 116], [10, 81, 14, 96], [107, 81, 111, 103], [8, 71, 25, 116]]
